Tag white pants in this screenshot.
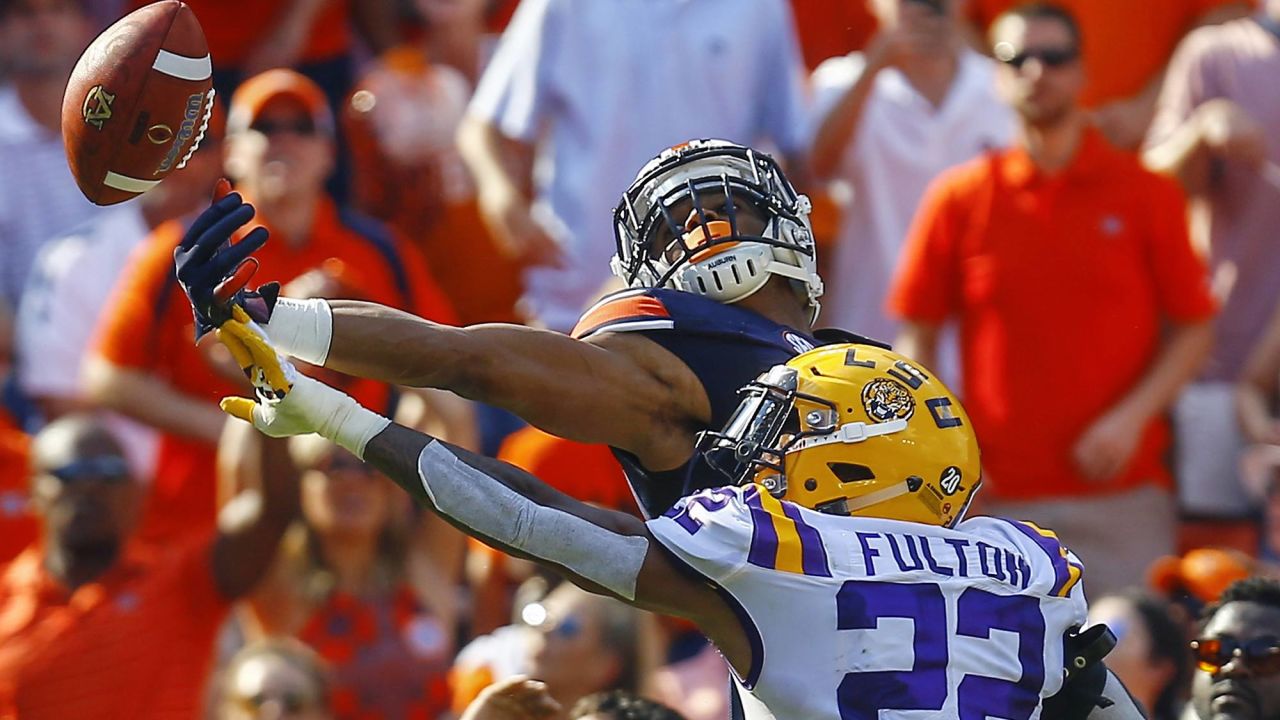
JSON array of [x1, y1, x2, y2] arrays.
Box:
[[1174, 381, 1256, 518]]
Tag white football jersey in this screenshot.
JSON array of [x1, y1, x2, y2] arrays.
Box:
[[647, 485, 1089, 720]]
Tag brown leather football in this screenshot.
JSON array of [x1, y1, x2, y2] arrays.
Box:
[[61, 1, 214, 206]]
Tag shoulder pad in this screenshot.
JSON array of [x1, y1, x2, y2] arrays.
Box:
[[571, 288, 674, 339]]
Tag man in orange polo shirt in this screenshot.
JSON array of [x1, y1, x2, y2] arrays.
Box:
[[0, 412, 34, 563], [889, 3, 1216, 596], [86, 69, 459, 546], [0, 414, 298, 719], [965, 0, 1248, 150]]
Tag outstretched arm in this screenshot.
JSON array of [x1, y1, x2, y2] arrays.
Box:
[[214, 315, 749, 671], [172, 192, 707, 467], [265, 298, 708, 468]]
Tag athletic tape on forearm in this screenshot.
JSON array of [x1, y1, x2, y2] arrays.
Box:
[[292, 374, 390, 459], [416, 441, 648, 600], [264, 297, 333, 366]]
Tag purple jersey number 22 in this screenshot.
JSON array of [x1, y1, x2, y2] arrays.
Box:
[[836, 580, 1046, 720]]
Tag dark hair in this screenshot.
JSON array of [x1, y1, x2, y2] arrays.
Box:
[[994, 2, 1083, 50], [569, 691, 687, 720], [1202, 576, 1280, 622], [1113, 589, 1192, 720]]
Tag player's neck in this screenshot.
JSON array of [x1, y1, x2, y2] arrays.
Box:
[[739, 281, 813, 331]]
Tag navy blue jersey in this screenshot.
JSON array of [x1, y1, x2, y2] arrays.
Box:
[[572, 288, 883, 517]]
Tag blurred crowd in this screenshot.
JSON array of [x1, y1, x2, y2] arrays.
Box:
[[2, 0, 1280, 718]]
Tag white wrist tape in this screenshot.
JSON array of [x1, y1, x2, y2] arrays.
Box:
[[265, 297, 333, 366], [290, 374, 390, 458], [416, 441, 649, 600]]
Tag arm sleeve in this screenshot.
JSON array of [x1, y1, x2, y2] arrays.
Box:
[[1143, 174, 1217, 321], [886, 173, 964, 324], [90, 224, 183, 370], [467, 0, 560, 142], [646, 487, 756, 583]]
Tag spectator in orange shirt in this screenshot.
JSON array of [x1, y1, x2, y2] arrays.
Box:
[[964, 0, 1249, 149], [230, 432, 454, 719], [84, 69, 462, 546], [889, 3, 1216, 596], [0, 414, 298, 719], [344, 0, 525, 326], [0, 414, 34, 562]]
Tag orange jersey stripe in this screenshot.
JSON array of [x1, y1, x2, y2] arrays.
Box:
[[571, 294, 672, 338]]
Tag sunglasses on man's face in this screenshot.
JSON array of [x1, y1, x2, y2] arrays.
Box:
[[250, 117, 319, 137], [1191, 635, 1280, 675], [995, 44, 1079, 70]]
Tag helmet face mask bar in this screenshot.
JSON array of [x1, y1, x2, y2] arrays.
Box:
[[611, 140, 823, 321]]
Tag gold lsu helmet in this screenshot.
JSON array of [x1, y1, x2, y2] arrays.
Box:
[[694, 343, 982, 527]]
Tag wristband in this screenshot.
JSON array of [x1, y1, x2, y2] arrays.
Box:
[[292, 374, 390, 458], [264, 297, 333, 366]]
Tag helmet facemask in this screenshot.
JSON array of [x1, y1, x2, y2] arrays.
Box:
[[611, 141, 823, 322]]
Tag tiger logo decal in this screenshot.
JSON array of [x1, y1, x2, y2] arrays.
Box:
[[861, 378, 915, 423]]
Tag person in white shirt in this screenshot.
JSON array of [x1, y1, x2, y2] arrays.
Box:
[[15, 127, 224, 479], [809, 0, 1015, 356], [0, 0, 100, 307], [457, 0, 809, 332]]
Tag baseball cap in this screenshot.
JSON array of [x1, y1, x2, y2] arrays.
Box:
[[227, 68, 334, 136], [1149, 548, 1255, 605]]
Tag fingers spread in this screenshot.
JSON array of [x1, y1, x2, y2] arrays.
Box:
[[178, 192, 243, 251], [189, 202, 258, 265], [213, 257, 260, 304]]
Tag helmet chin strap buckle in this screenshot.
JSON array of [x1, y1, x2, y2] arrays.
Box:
[[837, 419, 908, 443], [794, 419, 909, 451]]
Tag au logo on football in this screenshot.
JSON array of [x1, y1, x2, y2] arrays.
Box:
[[82, 85, 115, 130]]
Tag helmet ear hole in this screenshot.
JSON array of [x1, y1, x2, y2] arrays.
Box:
[[828, 463, 875, 484], [803, 478, 818, 492]]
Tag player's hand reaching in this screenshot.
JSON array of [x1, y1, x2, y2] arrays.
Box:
[[217, 307, 389, 454], [174, 180, 277, 341]]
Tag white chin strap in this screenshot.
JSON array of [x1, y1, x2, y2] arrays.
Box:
[[788, 419, 908, 452]]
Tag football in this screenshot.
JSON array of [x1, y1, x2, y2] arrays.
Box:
[[61, 0, 215, 206]]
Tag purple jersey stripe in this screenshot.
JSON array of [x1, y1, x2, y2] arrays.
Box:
[[744, 488, 780, 570], [998, 518, 1073, 595], [780, 500, 832, 577]]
